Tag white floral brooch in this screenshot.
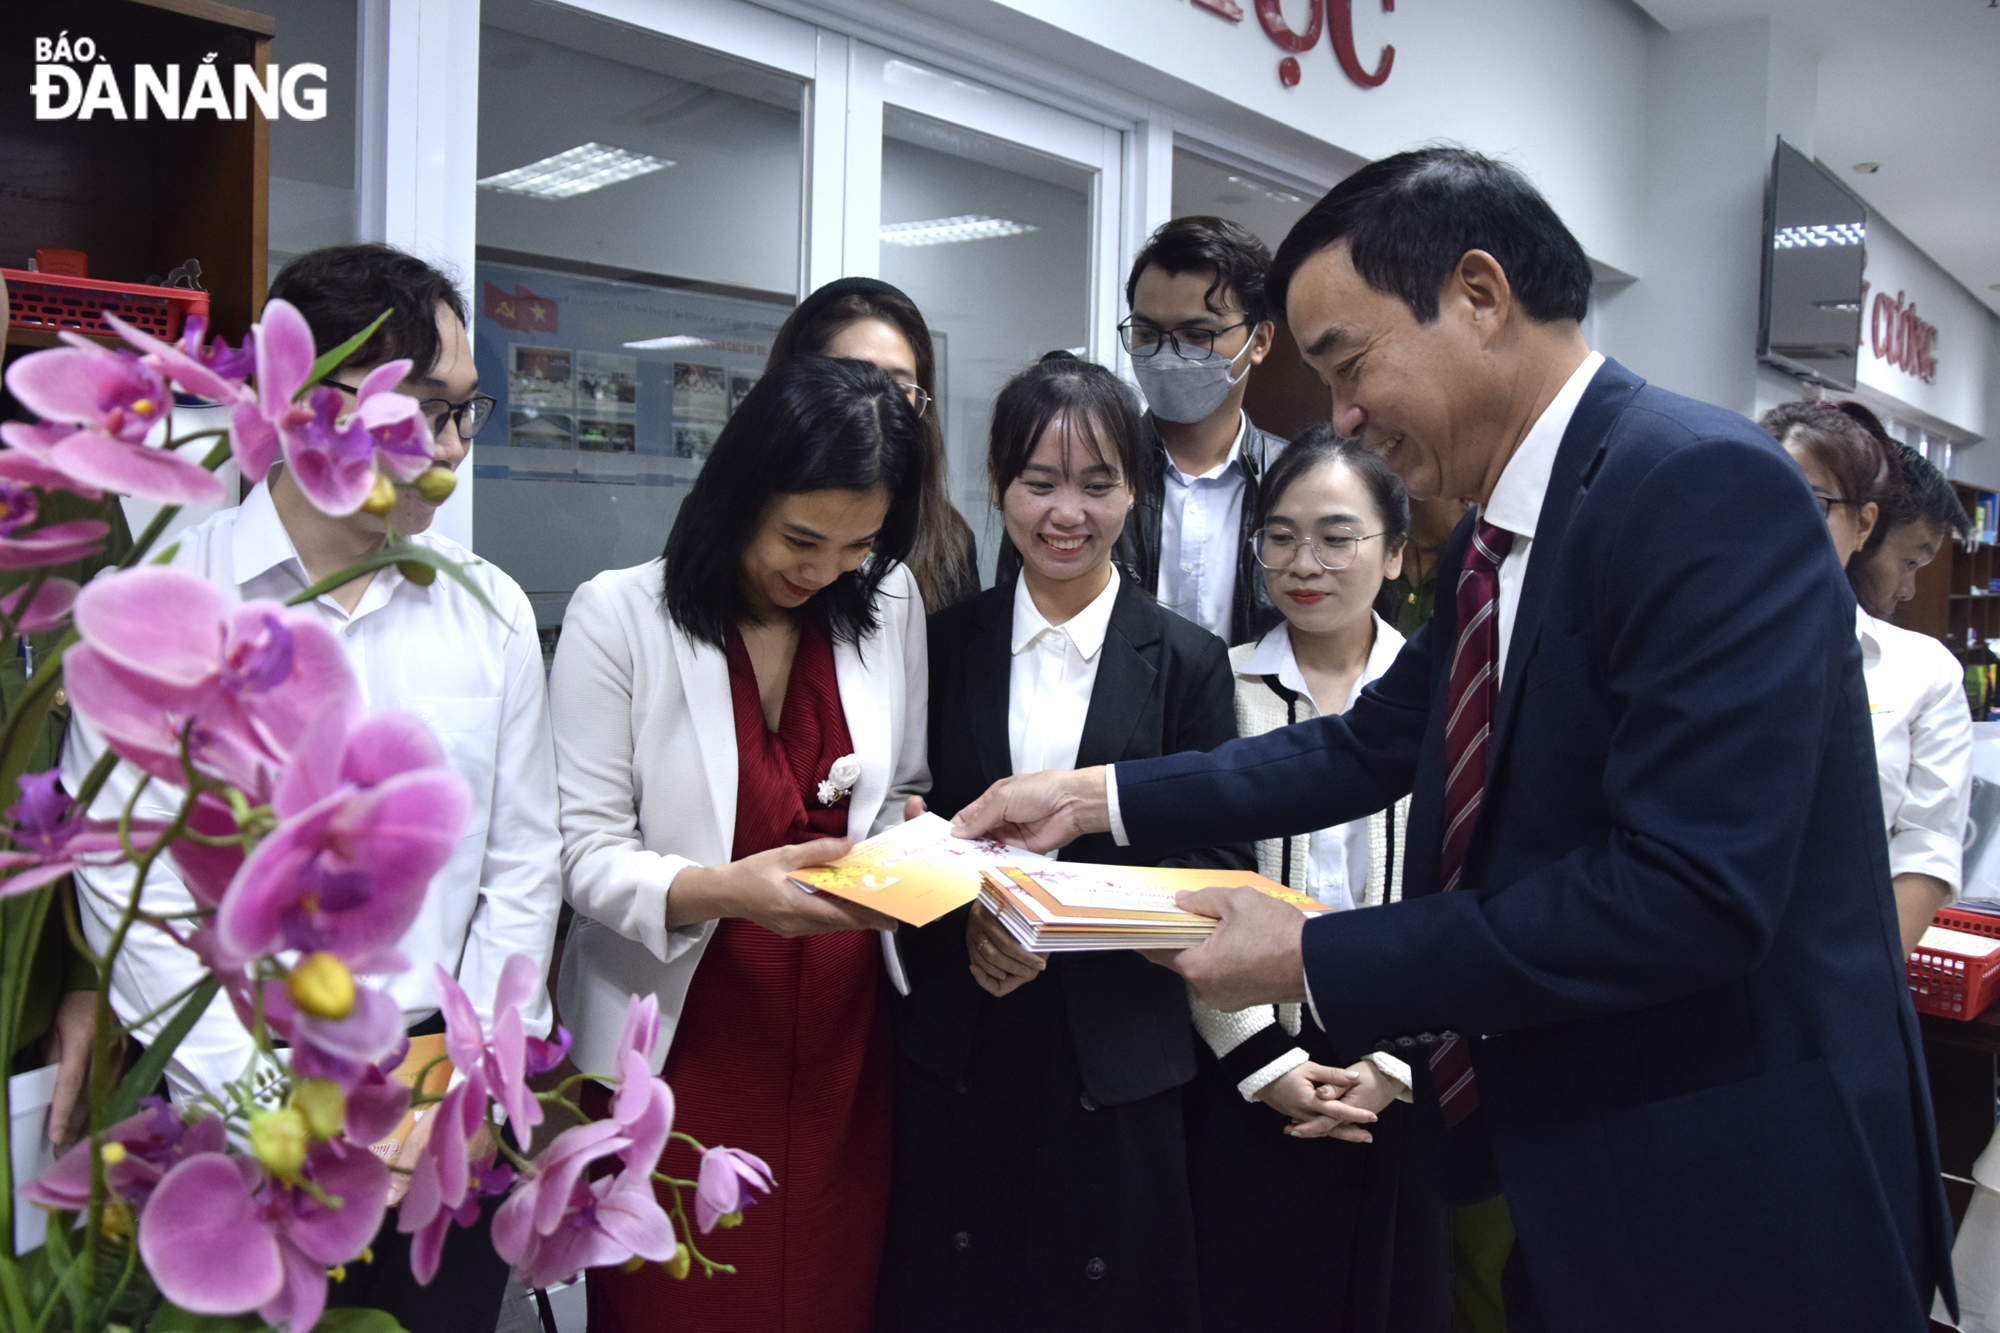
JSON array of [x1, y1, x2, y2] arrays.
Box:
[[818, 753, 861, 807]]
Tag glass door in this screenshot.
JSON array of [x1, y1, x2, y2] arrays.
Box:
[[848, 48, 1124, 586], [472, 0, 816, 658]]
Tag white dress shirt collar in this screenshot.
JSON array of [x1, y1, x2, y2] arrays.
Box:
[[1482, 351, 1605, 544], [1237, 612, 1406, 714], [1011, 566, 1121, 659], [227, 477, 428, 612], [1161, 411, 1249, 484]]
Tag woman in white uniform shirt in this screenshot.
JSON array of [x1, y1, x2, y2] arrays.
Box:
[[1762, 400, 1973, 956], [1182, 425, 1451, 1333]]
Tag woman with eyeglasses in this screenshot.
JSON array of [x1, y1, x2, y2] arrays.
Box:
[[1761, 401, 1971, 957], [878, 352, 1249, 1333], [767, 278, 980, 611], [1182, 424, 1451, 1333]]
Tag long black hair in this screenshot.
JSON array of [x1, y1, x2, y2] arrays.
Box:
[[987, 352, 1150, 496], [661, 355, 928, 648], [765, 278, 975, 614]]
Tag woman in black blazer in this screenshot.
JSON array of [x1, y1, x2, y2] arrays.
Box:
[[878, 353, 1249, 1333]]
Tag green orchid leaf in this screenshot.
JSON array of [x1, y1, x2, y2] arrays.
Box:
[[310, 1308, 411, 1332], [102, 978, 221, 1125], [297, 310, 393, 402]]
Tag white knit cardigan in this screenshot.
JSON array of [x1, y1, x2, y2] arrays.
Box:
[[1192, 631, 1414, 1101]]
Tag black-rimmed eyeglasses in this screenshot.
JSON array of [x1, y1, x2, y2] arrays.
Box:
[[1118, 317, 1255, 361], [326, 380, 498, 440]]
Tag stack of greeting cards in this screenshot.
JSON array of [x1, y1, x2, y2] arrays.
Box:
[[788, 813, 1329, 951], [976, 863, 1333, 951]]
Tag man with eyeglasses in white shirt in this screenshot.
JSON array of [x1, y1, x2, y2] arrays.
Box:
[[63, 243, 561, 1333]]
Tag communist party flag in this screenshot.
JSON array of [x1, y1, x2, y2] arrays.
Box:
[[482, 282, 559, 334]]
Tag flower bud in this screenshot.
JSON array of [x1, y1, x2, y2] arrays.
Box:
[[620, 1255, 647, 1274], [100, 1199, 133, 1241], [292, 1079, 347, 1141], [414, 467, 457, 503], [100, 1142, 128, 1166], [287, 951, 356, 1020], [360, 473, 398, 517], [716, 1212, 743, 1230], [250, 1107, 309, 1180], [664, 1245, 691, 1280], [397, 560, 437, 587]]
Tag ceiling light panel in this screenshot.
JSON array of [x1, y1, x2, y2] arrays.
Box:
[[880, 215, 1040, 247], [478, 143, 674, 200], [622, 335, 716, 350]]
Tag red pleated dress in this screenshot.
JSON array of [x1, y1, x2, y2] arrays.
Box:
[[586, 619, 895, 1332]]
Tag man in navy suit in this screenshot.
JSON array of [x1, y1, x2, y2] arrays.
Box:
[[953, 148, 1954, 1329]]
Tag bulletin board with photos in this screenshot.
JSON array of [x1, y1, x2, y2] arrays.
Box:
[[468, 254, 792, 656]]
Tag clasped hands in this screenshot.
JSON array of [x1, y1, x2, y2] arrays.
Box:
[[957, 771, 1388, 1142]]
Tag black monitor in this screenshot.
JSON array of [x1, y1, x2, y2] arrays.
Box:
[[1758, 139, 1869, 391]]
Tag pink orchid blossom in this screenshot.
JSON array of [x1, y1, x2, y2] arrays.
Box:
[[242, 976, 410, 1090], [398, 1081, 516, 1285], [438, 955, 571, 1135], [0, 421, 104, 498], [63, 568, 360, 798], [231, 299, 428, 513], [694, 1145, 775, 1234], [0, 576, 78, 634], [24, 1099, 226, 1216], [104, 310, 255, 406], [0, 769, 149, 898], [213, 706, 470, 971], [490, 1108, 677, 1290], [2, 339, 225, 505], [139, 1140, 388, 1332], [0, 478, 108, 570]]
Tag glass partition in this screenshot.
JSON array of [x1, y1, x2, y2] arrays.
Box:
[[473, 0, 804, 657]]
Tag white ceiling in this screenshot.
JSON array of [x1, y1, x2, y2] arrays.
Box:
[[1633, 0, 2000, 317]]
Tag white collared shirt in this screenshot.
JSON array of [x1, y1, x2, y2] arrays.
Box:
[[1009, 568, 1121, 777], [1859, 609, 1972, 894], [1235, 614, 1407, 909], [64, 482, 564, 1106], [1157, 413, 1250, 642], [1480, 351, 1605, 685]]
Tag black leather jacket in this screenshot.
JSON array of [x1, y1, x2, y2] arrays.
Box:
[[996, 414, 1289, 647]]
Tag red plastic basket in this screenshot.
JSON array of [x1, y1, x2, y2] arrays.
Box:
[[1908, 906, 2000, 1020], [3, 268, 208, 342]]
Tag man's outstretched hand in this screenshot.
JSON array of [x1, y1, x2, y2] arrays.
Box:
[[1145, 885, 1310, 1013], [951, 767, 1110, 853]]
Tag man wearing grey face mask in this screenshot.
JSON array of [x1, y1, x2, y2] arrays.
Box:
[[997, 216, 1287, 645]]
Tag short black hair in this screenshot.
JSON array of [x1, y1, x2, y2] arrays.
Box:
[[1256, 423, 1410, 550], [267, 243, 468, 378], [1887, 442, 1972, 542], [660, 355, 927, 649], [988, 352, 1150, 498], [1127, 216, 1273, 327], [1269, 146, 1593, 326]]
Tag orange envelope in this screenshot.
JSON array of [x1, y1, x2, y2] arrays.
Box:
[[789, 812, 1049, 927]]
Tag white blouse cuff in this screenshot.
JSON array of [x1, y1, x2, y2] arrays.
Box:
[[1237, 1047, 1312, 1101]]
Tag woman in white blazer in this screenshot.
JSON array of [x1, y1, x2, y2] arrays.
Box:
[[549, 356, 932, 1333]]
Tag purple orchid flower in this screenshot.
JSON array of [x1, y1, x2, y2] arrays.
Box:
[[212, 706, 470, 971], [694, 1145, 775, 1234], [229, 299, 428, 513], [0, 477, 108, 570], [24, 1099, 227, 1216], [490, 1108, 678, 1290], [1, 339, 226, 505], [244, 976, 410, 1090], [0, 421, 105, 499], [437, 955, 571, 1135], [103, 311, 256, 405], [63, 568, 360, 799], [0, 769, 151, 899], [138, 1139, 388, 1332], [398, 1080, 517, 1285], [0, 576, 79, 634]]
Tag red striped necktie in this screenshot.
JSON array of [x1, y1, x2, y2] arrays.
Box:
[[1428, 518, 1512, 1128]]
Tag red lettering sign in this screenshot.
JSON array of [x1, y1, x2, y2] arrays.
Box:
[[1197, 0, 1395, 89], [1863, 282, 1939, 385]]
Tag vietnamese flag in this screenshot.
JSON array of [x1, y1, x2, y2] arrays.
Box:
[[515, 286, 558, 335]]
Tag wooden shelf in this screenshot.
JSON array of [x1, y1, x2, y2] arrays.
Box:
[[3, 326, 122, 350]]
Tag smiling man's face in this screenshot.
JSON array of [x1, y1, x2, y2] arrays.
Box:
[[1288, 242, 1497, 503]]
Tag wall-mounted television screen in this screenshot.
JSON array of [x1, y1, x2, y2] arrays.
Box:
[[1758, 138, 1869, 390]]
